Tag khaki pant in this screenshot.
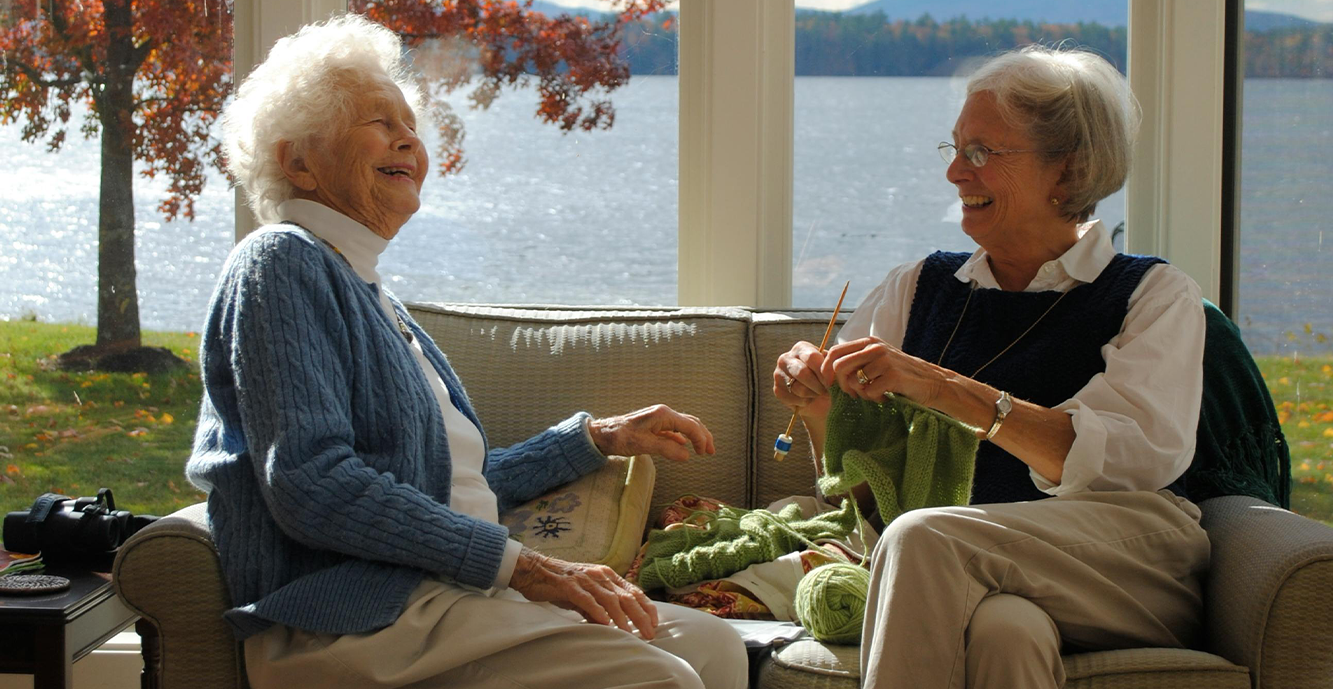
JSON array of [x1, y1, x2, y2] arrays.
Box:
[[244, 582, 749, 689], [861, 490, 1210, 689]]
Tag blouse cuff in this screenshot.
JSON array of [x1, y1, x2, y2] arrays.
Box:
[[492, 538, 523, 589], [1031, 399, 1108, 496]]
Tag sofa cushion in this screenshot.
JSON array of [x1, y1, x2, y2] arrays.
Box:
[[749, 310, 849, 508], [757, 638, 860, 689], [499, 454, 654, 575], [755, 640, 1249, 689], [408, 304, 755, 509], [1063, 648, 1250, 688]]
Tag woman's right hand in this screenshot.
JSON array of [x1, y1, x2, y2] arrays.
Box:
[[509, 548, 659, 639], [774, 340, 833, 420]]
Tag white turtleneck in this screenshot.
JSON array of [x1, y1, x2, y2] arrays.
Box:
[[275, 199, 521, 588]]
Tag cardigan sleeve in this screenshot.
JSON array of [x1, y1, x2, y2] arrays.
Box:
[[483, 413, 609, 513], [217, 231, 510, 589]]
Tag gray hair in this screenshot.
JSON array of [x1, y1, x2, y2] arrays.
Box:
[[221, 13, 424, 225], [967, 44, 1140, 223]]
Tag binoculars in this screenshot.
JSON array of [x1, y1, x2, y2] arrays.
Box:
[[3, 488, 152, 561]]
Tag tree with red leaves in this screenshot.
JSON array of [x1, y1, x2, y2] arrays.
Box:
[[0, 0, 231, 363], [0, 0, 662, 366], [353, 0, 667, 174]]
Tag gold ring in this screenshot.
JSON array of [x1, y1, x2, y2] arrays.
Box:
[[784, 377, 794, 393], [856, 368, 871, 386]]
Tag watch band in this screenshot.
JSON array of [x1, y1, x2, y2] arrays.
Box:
[[985, 390, 1012, 441]]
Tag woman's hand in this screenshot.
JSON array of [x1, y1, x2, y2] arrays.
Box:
[[510, 548, 659, 639], [589, 405, 715, 461], [822, 336, 946, 405], [775, 341, 833, 419]]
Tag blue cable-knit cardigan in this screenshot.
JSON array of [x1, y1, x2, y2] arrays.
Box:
[[185, 227, 608, 639]]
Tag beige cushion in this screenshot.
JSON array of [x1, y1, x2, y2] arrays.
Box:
[[758, 638, 860, 689], [408, 304, 755, 509], [755, 641, 1249, 689], [500, 454, 655, 574], [1063, 648, 1250, 688]]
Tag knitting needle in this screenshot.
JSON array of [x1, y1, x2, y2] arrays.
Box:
[[774, 280, 850, 462]]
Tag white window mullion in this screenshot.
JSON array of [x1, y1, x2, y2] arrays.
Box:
[[1127, 0, 1226, 303], [232, 0, 347, 242], [678, 0, 793, 308]]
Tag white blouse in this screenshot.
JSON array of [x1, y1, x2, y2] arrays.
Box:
[[278, 199, 522, 587], [837, 220, 1205, 496]]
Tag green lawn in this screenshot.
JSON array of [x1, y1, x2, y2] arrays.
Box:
[[0, 320, 205, 517], [1255, 354, 1333, 524], [2, 320, 1331, 526]]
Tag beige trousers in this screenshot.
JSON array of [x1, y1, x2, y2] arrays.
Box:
[[244, 582, 749, 689], [860, 489, 1210, 689]]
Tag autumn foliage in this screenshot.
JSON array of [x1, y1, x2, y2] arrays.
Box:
[[0, 0, 661, 353], [352, 0, 667, 175]]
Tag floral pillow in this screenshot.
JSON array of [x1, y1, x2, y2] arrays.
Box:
[[499, 454, 655, 575]]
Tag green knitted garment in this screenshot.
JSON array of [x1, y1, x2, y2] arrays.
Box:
[[820, 386, 980, 525], [634, 500, 859, 591]]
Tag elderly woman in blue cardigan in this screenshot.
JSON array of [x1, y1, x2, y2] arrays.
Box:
[[185, 14, 746, 689], [775, 46, 1210, 689]]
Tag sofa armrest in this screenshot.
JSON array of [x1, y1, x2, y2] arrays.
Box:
[[112, 502, 246, 689], [1199, 495, 1333, 688]]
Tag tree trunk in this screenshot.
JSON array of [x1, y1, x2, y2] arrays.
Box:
[[95, 0, 141, 350]]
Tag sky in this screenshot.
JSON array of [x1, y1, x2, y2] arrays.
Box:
[[542, 0, 1333, 24]]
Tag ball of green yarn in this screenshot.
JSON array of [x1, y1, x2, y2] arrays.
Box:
[[794, 563, 871, 644]]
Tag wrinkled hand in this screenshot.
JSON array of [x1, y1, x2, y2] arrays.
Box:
[[822, 336, 943, 404], [774, 340, 833, 420], [510, 548, 659, 639], [589, 405, 715, 461]]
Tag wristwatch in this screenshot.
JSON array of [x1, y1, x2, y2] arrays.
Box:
[[985, 390, 1012, 441]]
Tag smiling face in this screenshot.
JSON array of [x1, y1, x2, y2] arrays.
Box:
[[283, 72, 428, 239], [947, 91, 1068, 251]]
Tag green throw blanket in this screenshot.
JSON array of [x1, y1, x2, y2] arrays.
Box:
[[821, 386, 981, 525]]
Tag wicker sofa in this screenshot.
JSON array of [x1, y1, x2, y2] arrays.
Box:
[[113, 303, 1333, 689]]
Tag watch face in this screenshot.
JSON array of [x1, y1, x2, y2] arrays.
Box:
[[997, 394, 1013, 415]]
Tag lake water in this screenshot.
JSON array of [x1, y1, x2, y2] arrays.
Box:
[[0, 76, 1328, 354]]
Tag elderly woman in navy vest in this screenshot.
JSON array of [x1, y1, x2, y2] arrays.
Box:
[[186, 14, 747, 689], [775, 45, 1208, 689]]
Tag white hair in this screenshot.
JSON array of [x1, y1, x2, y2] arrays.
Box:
[[967, 44, 1141, 222], [221, 13, 424, 225]]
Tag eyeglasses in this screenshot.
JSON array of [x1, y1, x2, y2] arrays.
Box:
[[937, 142, 1066, 168]]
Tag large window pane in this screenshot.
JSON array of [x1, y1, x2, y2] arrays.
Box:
[[354, 2, 680, 305], [792, 5, 1129, 307], [1238, 1, 1333, 523], [1, 1, 232, 515]]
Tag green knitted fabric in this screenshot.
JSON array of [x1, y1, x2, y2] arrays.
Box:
[[820, 386, 980, 524], [635, 500, 859, 591]]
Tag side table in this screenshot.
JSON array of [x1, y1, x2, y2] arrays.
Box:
[[0, 567, 139, 689]]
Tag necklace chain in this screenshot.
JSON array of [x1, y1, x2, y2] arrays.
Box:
[[935, 284, 1070, 378]]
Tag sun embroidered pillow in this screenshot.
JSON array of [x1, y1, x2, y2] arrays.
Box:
[[499, 454, 656, 575]]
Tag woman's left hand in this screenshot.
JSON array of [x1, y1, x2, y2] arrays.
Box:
[[589, 405, 717, 461], [822, 337, 947, 405]]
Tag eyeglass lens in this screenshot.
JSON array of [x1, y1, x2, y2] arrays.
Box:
[[938, 142, 988, 167]]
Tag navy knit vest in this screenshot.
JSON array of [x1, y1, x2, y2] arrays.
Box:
[[902, 251, 1167, 505]]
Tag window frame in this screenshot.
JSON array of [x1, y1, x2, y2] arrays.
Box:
[[237, 0, 1234, 309]]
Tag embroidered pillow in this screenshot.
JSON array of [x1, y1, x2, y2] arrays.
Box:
[[499, 454, 656, 574]]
